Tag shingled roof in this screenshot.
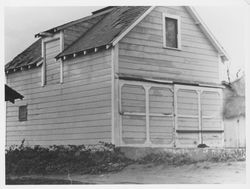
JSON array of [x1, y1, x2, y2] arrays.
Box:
[[6, 6, 229, 73], [5, 39, 42, 72], [56, 6, 150, 58]]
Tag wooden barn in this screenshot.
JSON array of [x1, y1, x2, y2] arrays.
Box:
[[5, 6, 230, 148]]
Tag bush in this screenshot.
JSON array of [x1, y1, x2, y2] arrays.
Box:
[[6, 141, 132, 175]]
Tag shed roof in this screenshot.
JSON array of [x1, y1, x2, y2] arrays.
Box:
[[5, 84, 24, 103]]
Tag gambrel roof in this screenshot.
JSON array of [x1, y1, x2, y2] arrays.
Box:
[[5, 6, 229, 73]]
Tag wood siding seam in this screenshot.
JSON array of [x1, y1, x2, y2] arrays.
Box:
[[60, 31, 64, 84], [111, 44, 119, 144], [145, 85, 150, 144], [41, 39, 45, 86]]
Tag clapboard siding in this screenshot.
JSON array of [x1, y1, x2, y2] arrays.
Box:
[[6, 49, 112, 146], [122, 115, 147, 144], [119, 6, 220, 84]]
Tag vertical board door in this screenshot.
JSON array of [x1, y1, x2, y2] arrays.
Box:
[[201, 90, 223, 147], [149, 86, 174, 145], [175, 85, 223, 148]]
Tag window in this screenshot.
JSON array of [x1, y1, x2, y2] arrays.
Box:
[[19, 105, 27, 121], [163, 13, 181, 49]]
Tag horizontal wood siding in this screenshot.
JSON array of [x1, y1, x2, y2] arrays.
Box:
[[6, 50, 112, 146], [119, 6, 220, 84], [149, 87, 174, 144], [122, 115, 147, 144]]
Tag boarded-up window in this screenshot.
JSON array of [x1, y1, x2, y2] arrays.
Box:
[[19, 105, 27, 121], [44, 39, 61, 85], [201, 91, 223, 147], [121, 84, 146, 144], [149, 87, 174, 144], [165, 17, 178, 48], [176, 89, 199, 146]]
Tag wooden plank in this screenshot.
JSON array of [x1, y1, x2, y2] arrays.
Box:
[[119, 43, 218, 62], [7, 126, 111, 137], [7, 119, 111, 131], [6, 138, 111, 147], [7, 131, 111, 141]]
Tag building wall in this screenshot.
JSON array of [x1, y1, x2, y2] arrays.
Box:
[[117, 6, 224, 147], [6, 49, 112, 146], [224, 117, 245, 148], [118, 6, 220, 84]]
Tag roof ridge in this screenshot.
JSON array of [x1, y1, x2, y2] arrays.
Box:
[[35, 7, 115, 37]]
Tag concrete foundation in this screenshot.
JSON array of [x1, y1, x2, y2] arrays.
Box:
[[120, 147, 246, 160]]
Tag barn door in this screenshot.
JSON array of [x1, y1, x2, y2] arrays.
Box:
[[119, 81, 174, 147], [175, 85, 223, 147]]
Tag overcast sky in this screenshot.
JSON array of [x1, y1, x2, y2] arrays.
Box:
[[4, 5, 248, 80]]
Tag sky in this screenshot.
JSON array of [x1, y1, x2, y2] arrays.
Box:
[[4, 5, 249, 81]]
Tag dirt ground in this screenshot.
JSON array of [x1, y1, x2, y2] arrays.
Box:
[[10, 161, 245, 184]]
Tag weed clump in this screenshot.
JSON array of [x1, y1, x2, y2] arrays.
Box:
[[6, 141, 132, 175]]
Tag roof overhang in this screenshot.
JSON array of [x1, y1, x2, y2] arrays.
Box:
[[5, 84, 24, 103]]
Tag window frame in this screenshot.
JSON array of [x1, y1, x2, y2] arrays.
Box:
[[162, 13, 181, 50], [41, 31, 64, 87], [19, 105, 28, 121]]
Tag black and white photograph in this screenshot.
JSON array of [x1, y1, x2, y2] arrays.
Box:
[[1, 0, 249, 186]]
